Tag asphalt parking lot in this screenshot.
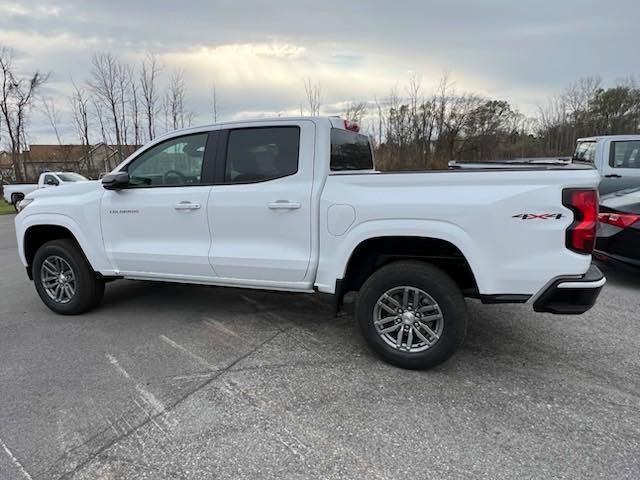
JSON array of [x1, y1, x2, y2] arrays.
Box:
[[0, 214, 639, 479]]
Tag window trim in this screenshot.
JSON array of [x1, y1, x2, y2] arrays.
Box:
[[218, 126, 301, 185], [609, 140, 640, 169], [121, 132, 215, 188]]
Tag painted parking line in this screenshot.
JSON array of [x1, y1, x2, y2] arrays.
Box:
[[0, 436, 33, 480], [105, 353, 166, 414], [202, 317, 239, 338], [159, 334, 218, 371]]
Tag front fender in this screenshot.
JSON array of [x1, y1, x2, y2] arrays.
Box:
[[16, 212, 115, 274], [315, 219, 488, 294]]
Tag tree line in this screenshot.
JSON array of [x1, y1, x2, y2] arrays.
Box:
[[326, 73, 640, 170], [1, 46, 639, 181]]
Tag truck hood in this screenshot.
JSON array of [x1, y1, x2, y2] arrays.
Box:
[[26, 181, 101, 200]]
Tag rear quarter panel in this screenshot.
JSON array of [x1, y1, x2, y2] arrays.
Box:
[[316, 169, 600, 296]]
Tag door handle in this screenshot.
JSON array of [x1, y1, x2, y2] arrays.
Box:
[[174, 201, 201, 211], [604, 174, 622, 178], [268, 200, 301, 210]]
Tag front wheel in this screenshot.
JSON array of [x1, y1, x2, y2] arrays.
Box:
[[33, 239, 105, 315], [356, 261, 469, 369]]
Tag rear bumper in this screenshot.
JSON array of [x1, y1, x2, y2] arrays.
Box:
[[533, 264, 605, 315]]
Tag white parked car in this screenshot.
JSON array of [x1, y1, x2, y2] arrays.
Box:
[[3, 171, 89, 210], [573, 135, 640, 195], [13, 117, 605, 369]]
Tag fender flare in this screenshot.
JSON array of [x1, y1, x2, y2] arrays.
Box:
[[317, 219, 490, 293], [19, 213, 106, 272]]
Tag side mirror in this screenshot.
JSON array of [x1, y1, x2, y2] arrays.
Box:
[[46, 178, 59, 186], [102, 172, 130, 190]]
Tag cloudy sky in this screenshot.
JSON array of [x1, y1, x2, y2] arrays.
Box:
[[1, 0, 637, 143]]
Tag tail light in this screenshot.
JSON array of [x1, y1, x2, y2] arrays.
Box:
[[599, 212, 640, 228], [562, 189, 598, 254], [343, 119, 360, 132]]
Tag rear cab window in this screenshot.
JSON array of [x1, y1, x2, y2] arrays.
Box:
[[573, 141, 596, 165], [330, 129, 374, 171]]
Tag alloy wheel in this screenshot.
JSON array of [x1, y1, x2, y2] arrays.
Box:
[[40, 255, 76, 304], [373, 286, 444, 353]]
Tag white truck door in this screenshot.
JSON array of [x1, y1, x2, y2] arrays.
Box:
[[600, 139, 640, 195], [208, 121, 314, 284], [101, 132, 215, 277]]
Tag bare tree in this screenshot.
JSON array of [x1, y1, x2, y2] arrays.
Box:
[[40, 96, 64, 145], [185, 110, 196, 128], [210, 83, 219, 123], [88, 52, 128, 160], [70, 82, 90, 146], [164, 69, 188, 130], [303, 78, 321, 116], [565, 76, 601, 117], [0, 48, 49, 182], [118, 64, 132, 146], [343, 101, 367, 123], [91, 97, 109, 145], [373, 95, 384, 147], [69, 78, 93, 171], [126, 65, 141, 145], [140, 52, 161, 141]]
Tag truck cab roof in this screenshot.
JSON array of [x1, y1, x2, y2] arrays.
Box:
[[577, 135, 640, 142]]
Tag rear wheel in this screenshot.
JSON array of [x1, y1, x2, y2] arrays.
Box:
[[33, 239, 105, 315], [356, 260, 468, 369]]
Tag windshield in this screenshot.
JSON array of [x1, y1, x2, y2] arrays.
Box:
[[56, 173, 88, 182]]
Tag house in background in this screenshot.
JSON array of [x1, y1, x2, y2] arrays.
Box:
[[2, 143, 140, 183]]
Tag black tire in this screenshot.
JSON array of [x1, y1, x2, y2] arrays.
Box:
[[32, 239, 105, 315], [356, 260, 468, 370]]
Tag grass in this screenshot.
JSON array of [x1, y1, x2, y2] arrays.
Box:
[[0, 199, 15, 215]]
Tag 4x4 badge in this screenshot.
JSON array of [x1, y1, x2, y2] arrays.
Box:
[[513, 213, 564, 220]]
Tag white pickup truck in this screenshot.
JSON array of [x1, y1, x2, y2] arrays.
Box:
[[573, 135, 640, 194], [13, 117, 605, 369], [3, 171, 88, 210]]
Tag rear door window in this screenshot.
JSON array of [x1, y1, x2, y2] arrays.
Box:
[[610, 141, 640, 169], [330, 129, 374, 171], [224, 127, 300, 183]]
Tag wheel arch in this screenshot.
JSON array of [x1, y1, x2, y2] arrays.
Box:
[[317, 219, 488, 310], [341, 235, 479, 296], [20, 215, 101, 278]]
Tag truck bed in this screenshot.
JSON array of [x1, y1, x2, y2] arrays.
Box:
[[316, 167, 600, 297]]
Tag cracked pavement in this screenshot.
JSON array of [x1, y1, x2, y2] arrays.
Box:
[[0, 214, 639, 479]]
